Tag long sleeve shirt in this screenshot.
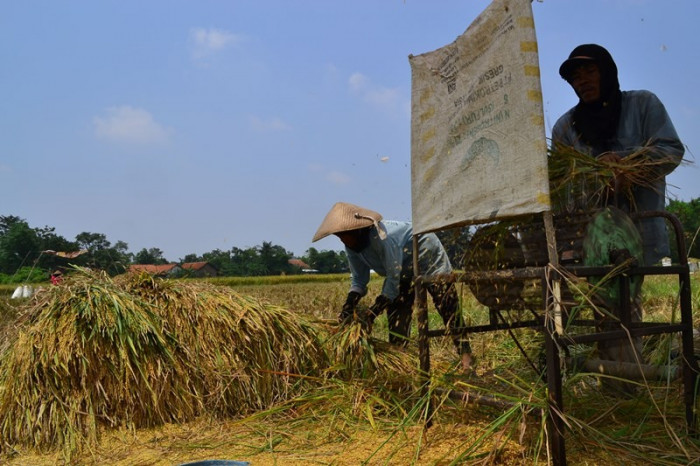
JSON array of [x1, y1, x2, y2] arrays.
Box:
[[345, 220, 452, 300], [552, 90, 684, 265]]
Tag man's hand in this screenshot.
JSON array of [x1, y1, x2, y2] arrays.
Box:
[[338, 291, 362, 324], [368, 294, 392, 318], [599, 151, 632, 191], [348, 295, 392, 334], [597, 152, 621, 164]]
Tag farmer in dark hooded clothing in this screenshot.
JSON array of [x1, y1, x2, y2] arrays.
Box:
[[552, 43, 684, 266], [552, 44, 684, 393]]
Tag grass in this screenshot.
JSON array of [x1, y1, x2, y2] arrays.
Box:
[[0, 270, 698, 464]]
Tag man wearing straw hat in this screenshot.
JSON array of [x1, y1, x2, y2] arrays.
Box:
[[312, 202, 474, 373], [552, 44, 684, 393]]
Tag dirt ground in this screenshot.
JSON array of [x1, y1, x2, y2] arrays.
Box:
[[5, 417, 548, 465]]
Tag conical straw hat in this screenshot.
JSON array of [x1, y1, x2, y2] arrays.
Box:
[[312, 202, 383, 242]]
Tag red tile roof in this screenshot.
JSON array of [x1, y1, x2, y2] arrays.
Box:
[[288, 258, 310, 268], [182, 261, 211, 271], [128, 264, 178, 274]]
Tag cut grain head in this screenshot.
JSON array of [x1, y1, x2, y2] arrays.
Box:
[[548, 143, 685, 214], [326, 321, 418, 387]]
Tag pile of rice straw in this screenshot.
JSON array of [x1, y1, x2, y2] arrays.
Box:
[[0, 268, 326, 456]]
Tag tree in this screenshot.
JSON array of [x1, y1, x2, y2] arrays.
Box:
[[0, 216, 84, 277], [34, 225, 80, 272], [229, 246, 265, 276], [180, 253, 201, 263], [134, 247, 168, 265], [258, 241, 294, 275], [667, 198, 700, 259], [74, 232, 131, 275], [303, 247, 348, 273], [200, 249, 230, 272], [75, 232, 111, 252], [224, 243, 295, 276], [0, 220, 40, 274], [0, 215, 24, 236]]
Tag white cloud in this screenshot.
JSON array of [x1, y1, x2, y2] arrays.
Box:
[[348, 72, 369, 92], [326, 171, 351, 185], [325, 63, 339, 77], [364, 87, 400, 107], [348, 72, 404, 113], [308, 164, 351, 185], [190, 27, 243, 60], [93, 106, 170, 144], [249, 115, 291, 132]]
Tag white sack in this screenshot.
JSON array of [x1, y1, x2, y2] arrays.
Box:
[[409, 0, 550, 234]]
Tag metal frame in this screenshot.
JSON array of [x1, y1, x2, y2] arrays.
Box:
[[414, 210, 698, 466]]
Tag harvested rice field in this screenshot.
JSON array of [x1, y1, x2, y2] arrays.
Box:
[[0, 269, 699, 465]]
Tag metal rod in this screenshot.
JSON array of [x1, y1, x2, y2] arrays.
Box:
[[414, 235, 433, 426], [545, 328, 566, 465]]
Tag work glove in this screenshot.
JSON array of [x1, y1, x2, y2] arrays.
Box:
[[369, 294, 392, 317], [368, 294, 392, 321], [338, 291, 362, 325], [358, 294, 392, 334]]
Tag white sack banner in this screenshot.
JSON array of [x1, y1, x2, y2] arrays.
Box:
[[409, 0, 549, 234]]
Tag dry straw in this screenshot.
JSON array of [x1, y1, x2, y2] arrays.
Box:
[[326, 320, 418, 383], [548, 143, 685, 213], [0, 268, 326, 458]]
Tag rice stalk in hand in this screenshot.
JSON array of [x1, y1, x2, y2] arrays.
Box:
[[548, 143, 686, 214]]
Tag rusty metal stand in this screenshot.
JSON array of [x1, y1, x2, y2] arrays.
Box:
[[415, 210, 698, 466]]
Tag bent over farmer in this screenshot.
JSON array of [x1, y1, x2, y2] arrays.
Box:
[[312, 202, 473, 372]]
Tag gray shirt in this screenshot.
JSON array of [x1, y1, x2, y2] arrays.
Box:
[[346, 220, 452, 300], [552, 90, 684, 264]]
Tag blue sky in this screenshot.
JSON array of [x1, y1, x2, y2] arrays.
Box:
[[2, 0, 698, 261]]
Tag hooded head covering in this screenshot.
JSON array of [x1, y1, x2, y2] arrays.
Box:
[[559, 44, 622, 154], [312, 202, 385, 242]]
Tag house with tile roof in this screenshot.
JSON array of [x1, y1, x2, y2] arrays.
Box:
[[128, 264, 182, 277], [181, 261, 218, 278]]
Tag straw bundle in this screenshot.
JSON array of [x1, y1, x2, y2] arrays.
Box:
[[118, 273, 327, 415], [0, 268, 326, 455], [326, 321, 417, 385], [548, 143, 681, 214]]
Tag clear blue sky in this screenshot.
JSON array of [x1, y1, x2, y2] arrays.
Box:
[[2, 0, 698, 261]]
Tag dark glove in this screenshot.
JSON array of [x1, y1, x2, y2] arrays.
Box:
[[357, 295, 392, 333], [338, 291, 362, 324], [368, 294, 392, 318]]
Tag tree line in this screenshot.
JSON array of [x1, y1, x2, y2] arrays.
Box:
[[0, 215, 348, 283], [2, 199, 699, 283], [667, 198, 700, 260]]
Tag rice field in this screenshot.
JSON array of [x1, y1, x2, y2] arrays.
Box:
[[0, 270, 698, 465]]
